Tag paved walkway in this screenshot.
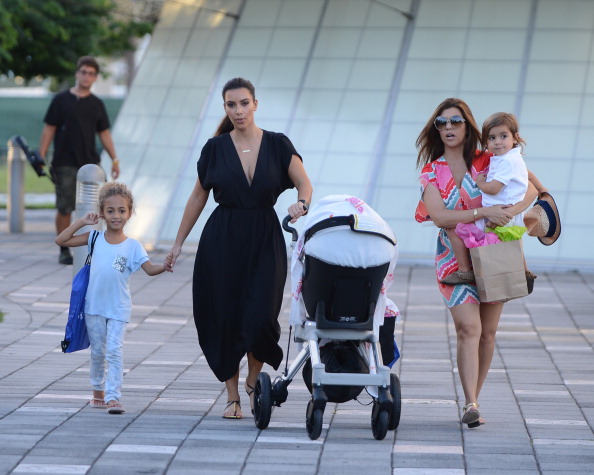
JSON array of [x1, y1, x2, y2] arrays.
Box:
[[1, 209, 593, 475]]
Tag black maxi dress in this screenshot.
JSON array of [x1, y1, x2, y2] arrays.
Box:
[[194, 130, 300, 382]]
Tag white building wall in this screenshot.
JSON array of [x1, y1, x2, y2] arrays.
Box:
[[107, 0, 594, 271]]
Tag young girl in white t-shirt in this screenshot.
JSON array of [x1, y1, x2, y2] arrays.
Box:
[[442, 112, 543, 285], [56, 182, 169, 414]]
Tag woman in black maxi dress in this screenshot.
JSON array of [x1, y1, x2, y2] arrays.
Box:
[[166, 78, 312, 420]]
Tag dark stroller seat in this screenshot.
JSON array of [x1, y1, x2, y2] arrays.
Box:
[[302, 255, 390, 331]]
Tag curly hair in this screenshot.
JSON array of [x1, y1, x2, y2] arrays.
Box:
[[97, 182, 134, 214]]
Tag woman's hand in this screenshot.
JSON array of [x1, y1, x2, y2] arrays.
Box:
[[482, 205, 514, 227], [165, 244, 182, 272], [287, 201, 308, 223]]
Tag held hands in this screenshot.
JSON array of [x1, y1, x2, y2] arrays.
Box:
[[165, 245, 181, 272], [288, 201, 308, 224]]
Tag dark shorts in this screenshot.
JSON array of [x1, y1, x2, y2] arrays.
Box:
[[53, 166, 78, 215]]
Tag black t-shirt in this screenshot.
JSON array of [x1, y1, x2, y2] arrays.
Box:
[[44, 90, 110, 168]]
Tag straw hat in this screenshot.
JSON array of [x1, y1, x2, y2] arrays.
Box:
[[523, 192, 561, 246]]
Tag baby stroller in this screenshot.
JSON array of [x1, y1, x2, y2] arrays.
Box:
[[251, 196, 401, 440]]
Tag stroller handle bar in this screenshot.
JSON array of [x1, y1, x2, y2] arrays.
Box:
[[282, 215, 298, 244]]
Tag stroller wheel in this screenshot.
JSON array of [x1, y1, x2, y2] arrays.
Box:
[[254, 372, 272, 430], [371, 400, 389, 440], [305, 398, 323, 440], [388, 373, 402, 430]]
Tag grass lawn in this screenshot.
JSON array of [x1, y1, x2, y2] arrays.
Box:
[[0, 163, 55, 194]]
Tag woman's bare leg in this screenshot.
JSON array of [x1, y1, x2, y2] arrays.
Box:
[[245, 353, 264, 412], [476, 302, 504, 399], [450, 303, 482, 405], [223, 370, 242, 418]]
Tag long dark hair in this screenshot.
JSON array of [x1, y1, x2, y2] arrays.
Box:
[[214, 77, 256, 137], [415, 97, 481, 171]]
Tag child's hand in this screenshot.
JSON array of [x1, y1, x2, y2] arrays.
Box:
[[82, 213, 100, 226], [476, 173, 486, 185]]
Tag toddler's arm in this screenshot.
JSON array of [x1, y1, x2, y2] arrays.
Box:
[[476, 173, 504, 195], [528, 170, 548, 196], [55, 213, 99, 247], [141, 260, 170, 276]]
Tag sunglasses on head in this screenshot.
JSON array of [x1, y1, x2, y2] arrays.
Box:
[[434, 115, 465, 130]]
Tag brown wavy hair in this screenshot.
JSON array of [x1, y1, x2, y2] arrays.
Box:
[[416, 97, 482, 171], [481, 112, 526, 153]]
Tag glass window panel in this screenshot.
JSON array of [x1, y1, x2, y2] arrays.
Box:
[[259, 59, 307, 88], [172, 59, 219, 88], [322, 0, 370, 27], [218, 58, 265, 86], [408, 29, 468, 59], [465, 30, 526, 60], [295, 90, 344, 120], [165, 87, 208, 117], [268, 28, 316, 58], [522, 96, 583, 127], [240, 0, 282, 26], [329, 122, 380, 154], [357, 28, 403, 59], [288, 120, 335, 153], [338, 91, 387, 122], [313, 28, 363, 57], [367, 0, 413, 28], [536, 0, 594, 28], [471, 0, 531, 27], [525, 63, 587, 94], [278, 0, 325, 27], [227, 28, 274, 57], [460, 61, 522, 92], [347, 60, 396, 90], [576, 126, 594, 157], [530, 31, 592, 61], [416, 0, 472, 28], [304, 59, 353, 88], [519, 125, 576, 158], [185, 27, 233, 58], [158, 2, 199, 28], [401, 59, 463, 91]]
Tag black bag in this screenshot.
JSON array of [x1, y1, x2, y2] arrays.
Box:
[[302, 340, 369, 403]]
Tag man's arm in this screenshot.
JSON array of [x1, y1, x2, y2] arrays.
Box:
[[39, 124, 56, 161], [98, 129, 120, 179]]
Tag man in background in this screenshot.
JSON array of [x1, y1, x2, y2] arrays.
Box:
[[39, 56, 120, 264]]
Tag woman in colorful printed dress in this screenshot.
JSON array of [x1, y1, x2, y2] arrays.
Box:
[[415, 98, 537, 428]]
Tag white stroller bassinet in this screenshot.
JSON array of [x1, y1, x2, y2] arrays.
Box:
[[251, 195, 401, 440]]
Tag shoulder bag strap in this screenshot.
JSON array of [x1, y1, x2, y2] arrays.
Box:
[[85, 231, 99, 266]]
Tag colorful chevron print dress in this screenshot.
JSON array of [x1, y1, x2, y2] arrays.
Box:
[[417, 152, 491, 308]]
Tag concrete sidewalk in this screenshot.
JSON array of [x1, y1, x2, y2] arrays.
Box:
[[1, 209, 593, 475]]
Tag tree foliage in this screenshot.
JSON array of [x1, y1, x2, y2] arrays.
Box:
[[0, 0, 156, 83]]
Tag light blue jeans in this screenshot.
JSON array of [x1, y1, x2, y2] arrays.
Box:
[[85, 314, 127, 402]]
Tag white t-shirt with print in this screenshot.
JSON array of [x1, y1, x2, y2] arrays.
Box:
[[85, 231, 149, 322]]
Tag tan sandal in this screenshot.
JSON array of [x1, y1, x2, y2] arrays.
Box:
[[89, 398, 107, 409], [245, 383, 255, 415], [222, 400, 242, 419], [462, 402, 481, 427], [106, 400, 125, 415]]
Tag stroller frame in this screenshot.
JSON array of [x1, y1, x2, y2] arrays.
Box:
[[251, 216, 401, 440]]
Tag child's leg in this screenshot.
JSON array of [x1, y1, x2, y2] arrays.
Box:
[[85, 314, 107, 395], [104, 319, 127, 403], [445, 228, 472, 272]]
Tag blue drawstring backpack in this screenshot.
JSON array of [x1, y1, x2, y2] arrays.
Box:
[[61, 231, 99, 353]]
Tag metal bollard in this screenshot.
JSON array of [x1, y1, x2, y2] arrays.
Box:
[[72, 164, 106, 274], [6, 136, 26, 233]]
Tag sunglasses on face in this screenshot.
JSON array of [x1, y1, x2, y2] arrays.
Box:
[[434, 115, 465, 130]]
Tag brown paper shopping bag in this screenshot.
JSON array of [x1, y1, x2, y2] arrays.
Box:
[[469, 240, 528, 303]]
